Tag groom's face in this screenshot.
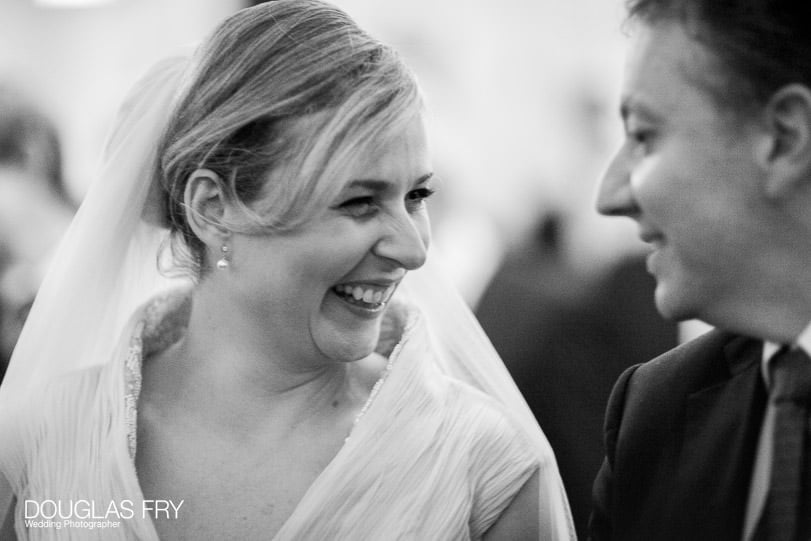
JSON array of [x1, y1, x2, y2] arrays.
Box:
[[596, 21, 769, 326]]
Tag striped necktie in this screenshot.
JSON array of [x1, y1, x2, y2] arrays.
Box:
[[757, 347, 811, 540]]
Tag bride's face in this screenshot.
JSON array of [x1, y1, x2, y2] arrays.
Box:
[[231, 115, 434, 364]]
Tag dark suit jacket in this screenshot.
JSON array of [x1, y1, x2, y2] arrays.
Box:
[[589, 329, 768, 540]]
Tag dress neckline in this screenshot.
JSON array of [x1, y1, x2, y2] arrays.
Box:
[[119, 288, 419, 539]]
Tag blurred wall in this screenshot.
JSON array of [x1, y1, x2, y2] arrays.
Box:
[[0, 0, 241, 202]]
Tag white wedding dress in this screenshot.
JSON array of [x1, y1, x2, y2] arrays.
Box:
[[5, 291, 555, 540]]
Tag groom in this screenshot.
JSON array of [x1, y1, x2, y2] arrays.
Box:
[[590, 0, 811, 539]]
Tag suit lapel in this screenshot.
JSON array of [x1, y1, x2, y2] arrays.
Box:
[[675, 336, 767, 539]]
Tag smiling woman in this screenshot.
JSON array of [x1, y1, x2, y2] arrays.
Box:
[[0, 1, 573, 540], [205, 115, 433, 366]]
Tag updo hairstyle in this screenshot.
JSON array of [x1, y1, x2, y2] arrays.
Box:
[[155, 0, 423, 278]]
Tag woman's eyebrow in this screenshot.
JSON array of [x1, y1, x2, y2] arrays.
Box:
[[344, 172, 434, 191]]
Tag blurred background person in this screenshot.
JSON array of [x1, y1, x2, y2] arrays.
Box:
[[476, 211, 678, 537], [0, 86, 75, 381]]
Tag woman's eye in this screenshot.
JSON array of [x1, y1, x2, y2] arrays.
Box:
[[339, 196, 377, 217], [405, 187, 436, 212]]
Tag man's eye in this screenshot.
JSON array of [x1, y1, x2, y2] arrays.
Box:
[[406, 187, 436, 212], [630, 130, 649, 144], [623, 115, 655, 149], [339, 196, 377, 217], [625, 128, 656, 155]]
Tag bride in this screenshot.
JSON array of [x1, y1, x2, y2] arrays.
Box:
[[0, 1, 574, 539]]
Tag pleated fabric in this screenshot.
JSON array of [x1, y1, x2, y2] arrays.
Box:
[[4, 291, 541, 540]]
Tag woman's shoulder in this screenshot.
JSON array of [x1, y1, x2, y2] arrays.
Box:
[[0, 291, 185, 450], [9, 364, 106, 432], [438, 379, 541, 538], [385, 300, 538, 462], [442, 378, 537, 460], [0, 364, 106, 482], [8, 286, 191, 419]]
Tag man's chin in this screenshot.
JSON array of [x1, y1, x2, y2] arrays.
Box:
[[653, 283, 699, 323]]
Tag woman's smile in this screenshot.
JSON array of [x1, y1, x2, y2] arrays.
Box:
[[331, 282, 398, 313]]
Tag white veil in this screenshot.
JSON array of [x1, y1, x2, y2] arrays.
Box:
[[0, 56, 188, 539], [401, 255, 575, 538], [0, 52, 574, 539]]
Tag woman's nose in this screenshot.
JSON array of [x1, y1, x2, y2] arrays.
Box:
[[595, 147, 637, 217], [372, 212, 429, 271]]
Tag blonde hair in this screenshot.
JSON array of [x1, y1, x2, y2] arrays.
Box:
[[157, 0, 422, 277]]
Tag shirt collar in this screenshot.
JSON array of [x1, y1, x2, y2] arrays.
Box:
[[761, 320, 811, 387], [797, 319, 811, 355]]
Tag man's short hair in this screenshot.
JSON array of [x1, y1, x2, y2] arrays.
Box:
[[626, 0, 811, 113]]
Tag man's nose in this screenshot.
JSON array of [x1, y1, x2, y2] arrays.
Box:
[[595, 147, 637, 217]]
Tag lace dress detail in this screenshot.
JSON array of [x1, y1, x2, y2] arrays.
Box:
[[123, 290, 191, 460], [345, 307, 414, 437], [124, 321, 144, 460]]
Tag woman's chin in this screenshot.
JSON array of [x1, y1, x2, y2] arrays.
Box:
[[313, 325, 380, 363], [315, 297, 386, 361], [324, 343, 377, 363]]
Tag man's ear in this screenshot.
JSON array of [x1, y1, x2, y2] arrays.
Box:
[[756, 83, 811, 198], [184, 168, 231, 245]]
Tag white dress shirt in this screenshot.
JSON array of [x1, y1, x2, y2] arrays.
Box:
[[742, 320, 811, 541]]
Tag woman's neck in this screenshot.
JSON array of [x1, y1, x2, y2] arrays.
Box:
[[141, 284, 368, 438]]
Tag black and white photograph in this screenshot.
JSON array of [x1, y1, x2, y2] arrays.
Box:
[[0, 0, 809, 539]]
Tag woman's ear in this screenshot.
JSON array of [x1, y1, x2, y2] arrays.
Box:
[[757, 83, 811, 198], [184, 168, 231, 245]]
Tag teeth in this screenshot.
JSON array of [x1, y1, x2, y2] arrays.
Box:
[[381, 285, 395, 303], [334, 283, 396, 307]]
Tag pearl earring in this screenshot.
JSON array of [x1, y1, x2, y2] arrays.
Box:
[[216, 244, 230, 270]]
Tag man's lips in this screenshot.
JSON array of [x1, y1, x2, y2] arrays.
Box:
[[638, 226, 664, 245]]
